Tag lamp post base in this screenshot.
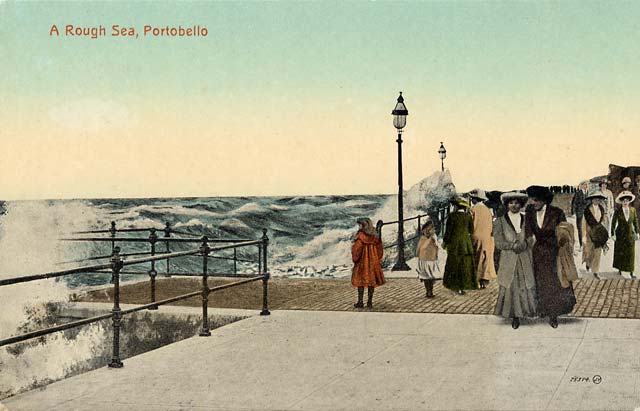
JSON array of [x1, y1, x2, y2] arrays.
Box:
[[391, 261, 411, 271]]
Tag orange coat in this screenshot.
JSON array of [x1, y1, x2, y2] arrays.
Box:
[[351, 232, 385, 287]]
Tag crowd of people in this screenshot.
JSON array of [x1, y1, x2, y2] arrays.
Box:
[[349, 176, 640, 329]]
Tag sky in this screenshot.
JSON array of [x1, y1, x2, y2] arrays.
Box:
[[1, 1, 639, 200]]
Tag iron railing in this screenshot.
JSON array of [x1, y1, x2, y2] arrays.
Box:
[[376, 205, 450, 254], [0, 222, 271, 369]]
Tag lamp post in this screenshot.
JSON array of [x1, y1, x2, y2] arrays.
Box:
[[391, 92, 410, 271], [438, 142, 447, 172]]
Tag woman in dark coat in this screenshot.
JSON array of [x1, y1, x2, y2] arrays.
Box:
[[611, 191, 639, 277], [524, 186, 576, 328], [443, 197, 477, 295]]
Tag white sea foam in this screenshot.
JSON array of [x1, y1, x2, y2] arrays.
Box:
[[0, 201, 106, 399], [271, 170, 455, 278], [268, 204, 289, 211], [108, 204, 223, 221], [343, 199, 379, 208], [220, 218, 252, 230], [232, 202, 269, 215]]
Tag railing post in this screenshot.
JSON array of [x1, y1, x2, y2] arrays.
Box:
[[260, 229, 270, 316], [148, 228, 158, 310], [108, 246, 124, 368], [110, 221, 116, 284], [417, 215, 421, 236], [233, 248, 238, 275], [164, 222, 171, 277], [258, 246, 262, 274], [199, 236, 211, 336], [376, 220, 383, 240]]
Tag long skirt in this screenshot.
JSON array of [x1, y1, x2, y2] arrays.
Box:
[[494, 260, 537, 319], [613, 236, 635, 272], [417, 259, 440, 280], [533, 243, 576, 317], [582, 234, 603, 273], [443, 253, 477, 291]]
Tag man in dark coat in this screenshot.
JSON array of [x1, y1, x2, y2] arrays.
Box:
[[525, 186, 576, 328], [571, 181, 589, 248]]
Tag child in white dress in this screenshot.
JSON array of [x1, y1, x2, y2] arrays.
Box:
[[416, 219, 440, 298]]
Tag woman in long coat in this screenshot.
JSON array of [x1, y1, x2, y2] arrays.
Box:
[[525, 186, 576, 328], [443, 198, 477, 295], [582, 192, 609, 279], [493, 192, 536, 329], [470, 189, 497, 289], [611, 191, 639, 277], [351, 217, 384, 309]]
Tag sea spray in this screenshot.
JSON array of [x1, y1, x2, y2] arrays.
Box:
[[372, 169, 456, 259], [274, 170, 456, 277], [0, 200, 106, 399]]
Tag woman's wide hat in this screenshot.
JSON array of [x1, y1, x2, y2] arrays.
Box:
[[500, 191, 528, 205], [451, 197, 471, 209], [468, 188, 488, 201], [586, 190, 607, 201], [526, 185, 554, 204], [616, 190, 636, 204]]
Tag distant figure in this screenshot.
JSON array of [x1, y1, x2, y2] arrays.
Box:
[[443, 198, 477, 295], [611, 191, 639, 278], [599, 181, 614, 224], [582, 191, 609, 279], [634, 176, 640, 212], [618, 177, 633, 211], [570, 181, 589, 248], [493, 192, 536, 330], [525, 185, 576, 328], [469, 189, 497, 289], [416, 218, 440, 298], [351, 217, 384, 309]]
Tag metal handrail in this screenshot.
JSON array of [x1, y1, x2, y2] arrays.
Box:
[[0, 242, 261, 286], [379, 213, 430, 227], [56, 251, 171, 265], [0, 262, 115, 287], [0, 226, 272, 369], [0, 275, 267, 349], [377, 205, 450, 255], [60, 237, 253, 243], [70, 228, 156, 234]]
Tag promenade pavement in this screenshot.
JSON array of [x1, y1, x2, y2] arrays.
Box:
[[4, 307, 640, 411]]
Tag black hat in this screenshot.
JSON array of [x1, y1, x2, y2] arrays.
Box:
[[526, 185, 554, 204]]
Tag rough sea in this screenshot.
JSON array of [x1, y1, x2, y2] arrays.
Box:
[[0, 170, 455, 398]]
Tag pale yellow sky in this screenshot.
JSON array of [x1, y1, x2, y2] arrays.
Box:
[[1, 95, 637, 200]]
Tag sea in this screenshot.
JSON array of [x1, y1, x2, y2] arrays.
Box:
[[0, 170, 456, 399]]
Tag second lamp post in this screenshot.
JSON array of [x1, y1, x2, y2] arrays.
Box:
[[391, 92, 411, 271]]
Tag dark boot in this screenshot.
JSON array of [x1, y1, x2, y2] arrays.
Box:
[[479, 279, 487, 289], [511, 317, 520, 329], [367, 286, 374, 308], [549, 317, 558, 328], [354, 287, 364, 308], [426, 280, 434, 298]]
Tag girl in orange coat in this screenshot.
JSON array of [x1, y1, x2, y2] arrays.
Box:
[[352, 217, 385, 309]]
